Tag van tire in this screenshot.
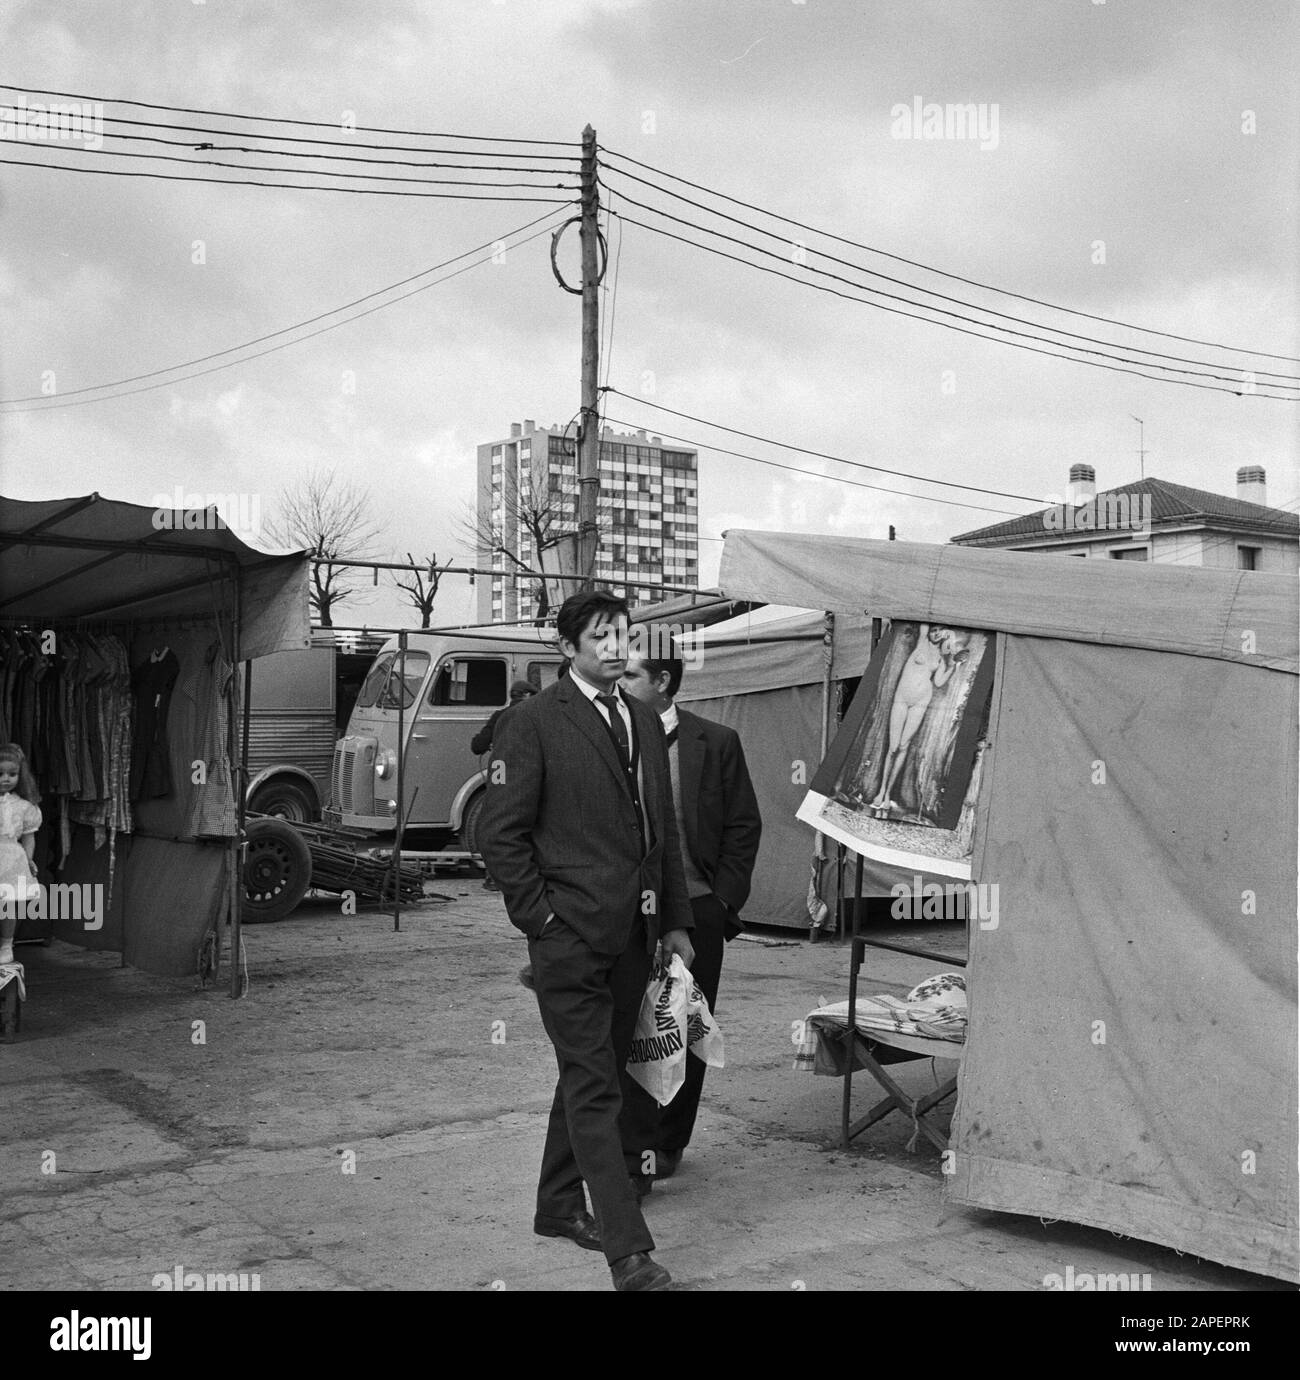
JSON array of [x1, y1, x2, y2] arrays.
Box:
[[243, 818, 312, 923], [248, 778, 318, 823], [461, 789, 488, 856]]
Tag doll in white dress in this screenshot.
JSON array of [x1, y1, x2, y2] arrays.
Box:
[[0, 743, 42, 965]]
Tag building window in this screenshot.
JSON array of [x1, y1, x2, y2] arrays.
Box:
[[1109, 547, 1149, 561], [1237, 545, 1261, 571]]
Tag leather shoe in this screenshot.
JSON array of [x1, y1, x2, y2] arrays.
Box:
[[611, 1251, 672, 1291], [533, 1210, 601, 1252], [629, 1174, 653, 1200]]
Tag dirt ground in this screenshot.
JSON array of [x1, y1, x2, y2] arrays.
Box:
[[0, 882, 1284, 1293]]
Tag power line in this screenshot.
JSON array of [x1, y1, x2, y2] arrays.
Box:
[[610, 210, 1297, 400], [68, 112, 577, 162], [5, 141, 578, 193], [599, 413, 1023, 517], [603, 192, 1296, 394], [0, 154, 577, 203], [0, 83, 577, 147], [1, 207, 565, 405], [598, 186, 625, 437], [603, 389, 1042, 503], [598, 143, 1300, 365], [1, 213, 568, 414], [90, 124, 574, 175], [596, 161, 1299, 385]]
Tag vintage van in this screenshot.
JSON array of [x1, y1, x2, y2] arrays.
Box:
[[325, 625, 566, 849]]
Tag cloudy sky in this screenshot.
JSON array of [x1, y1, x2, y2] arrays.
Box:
[[1, 0, 1295, 627]]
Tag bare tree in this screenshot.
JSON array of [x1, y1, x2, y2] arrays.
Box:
[[462, 480, 606, 625], [391, 552, 452, 629], [265, 468, 387, 627]]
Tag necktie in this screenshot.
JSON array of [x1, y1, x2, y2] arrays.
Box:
[[596, 692, 646, 851], [596, 693, 631, 766], [665, 727, 678, 748]]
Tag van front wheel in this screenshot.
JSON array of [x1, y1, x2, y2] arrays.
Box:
[[461, 790, 488, 856]]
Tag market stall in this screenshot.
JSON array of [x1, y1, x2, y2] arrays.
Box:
[[0, 492, 310, 988], [718, 528, 1299, 1282]]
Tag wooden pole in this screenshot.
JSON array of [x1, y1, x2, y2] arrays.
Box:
[[577, 124, 601, 591]]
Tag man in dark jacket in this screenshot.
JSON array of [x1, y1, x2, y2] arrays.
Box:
[[479, 591, 693, 1292], [470, 679, 536, 757], [618, 651, 762, 1188]]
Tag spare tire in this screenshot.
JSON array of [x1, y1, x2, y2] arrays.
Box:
[[243, 817, 312, 923]]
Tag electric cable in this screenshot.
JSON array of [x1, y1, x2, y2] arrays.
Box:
[[603, 192, 1295, 392], [88, 123, 574, 174], [0, 154, 577, 202], [5, 141, 578, 192], [596, 162, 1299, 384], [1, 206, 564, 405], [603, 390, 1065, 504], [609, 210, 1297, 400], [1, 83, 577, 147], [2, 214, 568, 413], [597, 143, 1300, 364], [599, 414, 1024, 517]]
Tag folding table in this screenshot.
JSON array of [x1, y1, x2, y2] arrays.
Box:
[[838, 865, 969, 1152]]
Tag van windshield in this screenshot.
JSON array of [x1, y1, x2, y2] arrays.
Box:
[[356, 653, 394, 708], [355, 651, 431, 710]]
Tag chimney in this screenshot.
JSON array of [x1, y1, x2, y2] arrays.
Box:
[[1237, 465, 1267, 506], [1067, 463, 1096, 505], [523, 419, 535, 434], [509, 422, 522, 438], [636, 429, 647, 440], [651, 436, 662, 445]]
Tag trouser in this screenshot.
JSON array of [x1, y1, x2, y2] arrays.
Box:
[[530, 914, 654, 1264], [620, 892, 727, 1174]]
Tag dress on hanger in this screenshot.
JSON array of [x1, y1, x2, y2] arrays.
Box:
[[130, 647, 180, 801]]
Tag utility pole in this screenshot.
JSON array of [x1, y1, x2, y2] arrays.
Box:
[[577, 124, 601, 590]]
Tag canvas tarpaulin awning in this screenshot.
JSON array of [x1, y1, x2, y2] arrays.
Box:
[[718, 529, 1299, 1281], [0, 492, 311, 980], [720, 529, 1298, 673], [0, 493, 310, 659]]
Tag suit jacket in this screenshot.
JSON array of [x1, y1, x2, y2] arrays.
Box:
[[674, 709, 762, 915], [479, 675, 693, 956]]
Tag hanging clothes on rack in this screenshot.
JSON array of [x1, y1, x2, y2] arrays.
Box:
[[130, 646, 179, 802], [187, 636, 239, 838]]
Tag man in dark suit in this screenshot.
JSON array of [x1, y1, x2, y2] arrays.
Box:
[[618, 651, 762, 1188], [479, 591, 694, 1292]]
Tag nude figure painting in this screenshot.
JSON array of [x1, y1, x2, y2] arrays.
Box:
[[796, 621, 995, 879]]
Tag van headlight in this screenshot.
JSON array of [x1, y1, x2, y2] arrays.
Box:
[[375, 748, 397, 779]]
